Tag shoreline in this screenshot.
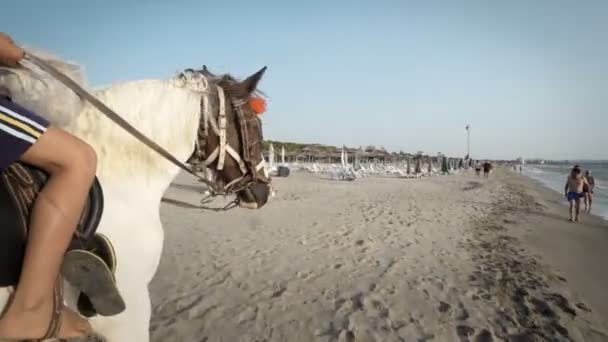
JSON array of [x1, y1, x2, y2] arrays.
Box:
[[151, 168, 608, 341], [503, 170, 608, 322]]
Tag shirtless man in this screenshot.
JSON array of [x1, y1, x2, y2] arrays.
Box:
[[564, 167, 590, 222], [583, 170, 595, 212]]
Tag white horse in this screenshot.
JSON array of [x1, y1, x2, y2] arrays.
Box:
[[0, 51, 271, 341]]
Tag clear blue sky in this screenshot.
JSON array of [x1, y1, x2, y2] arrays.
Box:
[[4, 0, 607, 160]]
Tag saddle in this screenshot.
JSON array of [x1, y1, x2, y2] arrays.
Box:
[[0, 161, 116, 317]]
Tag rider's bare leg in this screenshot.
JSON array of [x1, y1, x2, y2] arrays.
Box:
[[0, 127, 96, 339]]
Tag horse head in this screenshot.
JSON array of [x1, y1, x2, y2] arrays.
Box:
[[180, 67, 271, 209]]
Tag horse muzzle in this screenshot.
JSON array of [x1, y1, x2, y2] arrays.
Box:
[[238, 182, 270, 209]]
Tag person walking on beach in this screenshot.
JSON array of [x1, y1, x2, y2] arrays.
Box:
[[583, 170, 595, 212], [482, 162, 492, 178], [0, 32, 95, 340], [564, 166, 590, 222]]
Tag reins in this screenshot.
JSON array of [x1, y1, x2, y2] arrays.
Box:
[[20, 53, 240, 211]]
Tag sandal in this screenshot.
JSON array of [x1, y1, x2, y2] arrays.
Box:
[[76, 233, 122, 318], [37, 275, 65, 341], [0, 276, 91, 341], [61, 249, 125, 316], [36, 275, 95, 341]]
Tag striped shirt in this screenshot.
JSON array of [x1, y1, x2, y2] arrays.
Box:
[[0, 100, 47, 144]]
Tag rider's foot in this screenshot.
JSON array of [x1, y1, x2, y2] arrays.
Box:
[[0, 297, 91, 340]]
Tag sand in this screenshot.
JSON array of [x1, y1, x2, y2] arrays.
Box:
[[150, 168, 608, 342]]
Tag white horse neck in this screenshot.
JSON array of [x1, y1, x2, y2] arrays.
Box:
[[2, 53, 203, 199], [69, 80, 202, 196]]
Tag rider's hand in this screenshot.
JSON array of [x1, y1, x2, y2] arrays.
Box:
[[0, 33, 24, 67]]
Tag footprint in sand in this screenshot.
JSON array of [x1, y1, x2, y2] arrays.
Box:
[[296, 271, 311, 279]]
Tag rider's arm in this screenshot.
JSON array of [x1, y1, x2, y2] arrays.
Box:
[[564, 178, 569, 196], [0, 33, 24, 67]]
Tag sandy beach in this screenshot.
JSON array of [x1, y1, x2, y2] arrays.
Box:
[[150, 168, 608, 342]]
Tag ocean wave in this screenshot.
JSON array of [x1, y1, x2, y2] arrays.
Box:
[[525, 167, 546, 175]]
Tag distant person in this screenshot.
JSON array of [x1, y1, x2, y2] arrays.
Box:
[[475, 163, 481, 176], [519, 165, 522, 173], [583, 170, 595, 212], [564, 167, 590, 222], [482, 162, 492, 177]]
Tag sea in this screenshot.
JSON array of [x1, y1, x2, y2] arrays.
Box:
[[521, 162, 608, 220]]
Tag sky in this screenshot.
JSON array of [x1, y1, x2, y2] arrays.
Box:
[[4, 0, 607, 160]]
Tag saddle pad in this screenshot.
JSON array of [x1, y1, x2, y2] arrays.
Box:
[[0, 162, 104, 286]]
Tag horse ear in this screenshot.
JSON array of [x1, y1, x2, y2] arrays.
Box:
[[240, 67, 267, 94], [201, 65, 215, 77]]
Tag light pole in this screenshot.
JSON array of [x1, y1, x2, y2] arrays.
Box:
[[465, 124, 471, 159]]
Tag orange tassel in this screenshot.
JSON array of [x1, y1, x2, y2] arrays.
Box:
[[249, 97, 266, 115]]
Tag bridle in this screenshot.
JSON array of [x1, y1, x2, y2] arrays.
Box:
[[184, 73, 269, 196]]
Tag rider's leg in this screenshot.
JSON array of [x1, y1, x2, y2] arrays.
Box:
[[0, 98, 96, 339]]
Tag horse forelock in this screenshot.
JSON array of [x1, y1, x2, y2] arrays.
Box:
[[170, 69, 213, 93], [170, 69, 266, 99]]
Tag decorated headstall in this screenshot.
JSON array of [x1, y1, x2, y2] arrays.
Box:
[[187, 77, 269, 193]]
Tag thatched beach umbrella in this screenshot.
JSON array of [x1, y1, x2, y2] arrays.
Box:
[[427, 158, 432, 174], [406, 157, 411, 174], [415, 158, 422, 174]]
